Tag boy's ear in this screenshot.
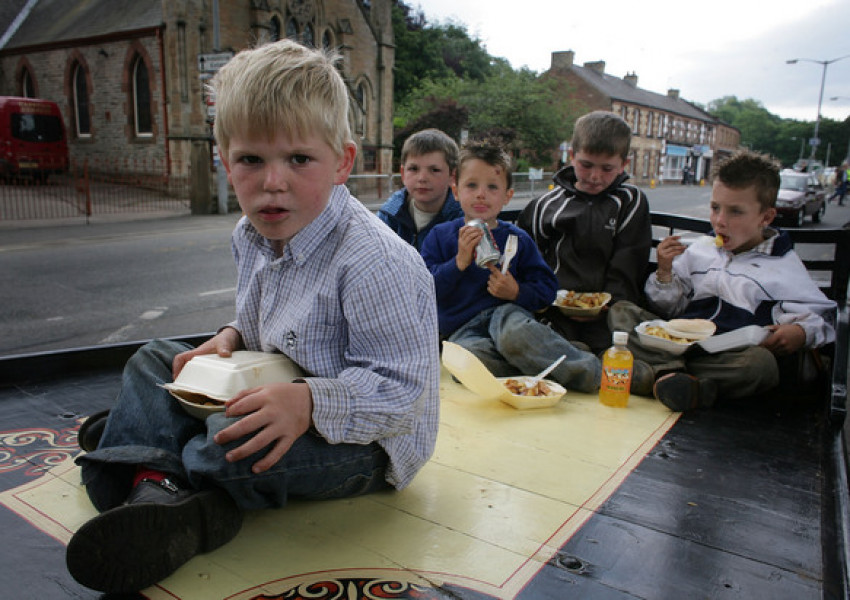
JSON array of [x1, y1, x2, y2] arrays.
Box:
[[333, 142, 357, 185], [762, 207, 777, 226]]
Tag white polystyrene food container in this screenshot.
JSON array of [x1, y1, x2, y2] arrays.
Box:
[[163, 351, 305, 419], [696, 325, 769, 353], [635, 320, 696, 356], [552, 291, 612, 317], [441, 341, 566, 409], [664, 318, 716, 341]]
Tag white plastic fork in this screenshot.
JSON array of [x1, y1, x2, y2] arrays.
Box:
[[501, 234, 518, 274], [525, 354, 566, 388]]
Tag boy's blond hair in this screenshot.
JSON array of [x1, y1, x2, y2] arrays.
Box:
[[211, 39, 353, 157], [711, 149, 781, 210], [401, 129, 459, 173], [570, 111, 631, 160], [458, 139, 513, 188]]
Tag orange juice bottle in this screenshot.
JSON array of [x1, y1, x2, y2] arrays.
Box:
[[599, 331, 633, 408]]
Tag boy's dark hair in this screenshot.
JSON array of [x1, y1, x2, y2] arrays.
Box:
[[570, 111, 631, 160], [711, 149, 781, 210], [458, 139, 514, 188], [400, 128, 459, 173]]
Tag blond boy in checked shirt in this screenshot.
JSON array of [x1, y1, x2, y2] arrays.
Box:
[[67, 40, 439, 594]]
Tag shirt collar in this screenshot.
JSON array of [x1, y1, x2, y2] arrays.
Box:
[[752, 227, 777, 255]]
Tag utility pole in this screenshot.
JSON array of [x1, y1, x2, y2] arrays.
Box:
[[787, 54, 850, 162]]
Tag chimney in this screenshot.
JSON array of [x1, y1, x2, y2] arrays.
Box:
[[624, 72, 638, 87], [667, 89, 680, 100], [551, 50, 575, 70], [583, 61, 605, 74]]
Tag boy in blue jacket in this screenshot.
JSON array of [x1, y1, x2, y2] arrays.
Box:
[[421, 140, 600, 393], [378, 128, 463, 250]]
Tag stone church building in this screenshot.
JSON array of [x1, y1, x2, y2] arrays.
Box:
[[0, 0, 395, 211]]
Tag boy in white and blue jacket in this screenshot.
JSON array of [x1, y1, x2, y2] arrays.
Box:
[[610, 150, 835, 411]]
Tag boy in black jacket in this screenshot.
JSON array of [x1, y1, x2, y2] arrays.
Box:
[[519, 111, 652, 360]]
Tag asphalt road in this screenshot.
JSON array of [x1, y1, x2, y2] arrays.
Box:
[[1, 183, 847, 358]]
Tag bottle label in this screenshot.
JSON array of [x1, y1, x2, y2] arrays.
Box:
[[602, 367, 631, 391]]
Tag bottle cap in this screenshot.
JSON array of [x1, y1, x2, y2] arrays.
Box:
[[613, 331, 629, 345]]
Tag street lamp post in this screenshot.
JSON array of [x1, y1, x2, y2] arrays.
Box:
[[787, 54, 850, 162]]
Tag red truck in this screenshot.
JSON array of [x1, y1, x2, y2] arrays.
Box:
[[0, 96, 69, 182]]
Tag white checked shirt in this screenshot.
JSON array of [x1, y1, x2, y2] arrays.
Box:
[[229, 186, 440, 489]]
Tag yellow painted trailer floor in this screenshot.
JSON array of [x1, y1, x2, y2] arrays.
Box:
[[1, 366, 678, 599]]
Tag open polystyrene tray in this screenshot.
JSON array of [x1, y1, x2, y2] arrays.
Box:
[[441, 341, 566, 409], [552, 291, 611, 317], [635, 320, 695, 356], [696, 325, 769, 353], [163, 351, 305, 418]]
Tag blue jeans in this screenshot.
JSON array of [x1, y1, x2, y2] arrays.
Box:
[[76, 340, 390, 512], [448, 304, 601, 393]]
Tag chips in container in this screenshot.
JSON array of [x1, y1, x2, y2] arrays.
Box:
[[441, 342, 566, 409], [552, 291, 612, 317]]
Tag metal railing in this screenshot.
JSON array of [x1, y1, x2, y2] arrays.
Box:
[[0, 157, 190, 222], [1, 166, 556, 222]]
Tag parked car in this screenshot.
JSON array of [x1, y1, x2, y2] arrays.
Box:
[[0, 96, 69, 182], [776, 170, 826, 226]]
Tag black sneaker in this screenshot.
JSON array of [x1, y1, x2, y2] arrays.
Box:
[[653, 372, 717, 412], [66, 478, 243, 593]]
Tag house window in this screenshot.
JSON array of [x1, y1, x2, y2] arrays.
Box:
[[73, 62, 91, 137], [21, 68, 35, 97], [646, 112, 653, 138], [632, 108, 640, 135], [302, 23, 314, 46], [321, 29, 333, 49], [270, 16, 281, 41], [285, 18, 297, 39], [133, 55, 153, 136], [642, 151, 650, 178]]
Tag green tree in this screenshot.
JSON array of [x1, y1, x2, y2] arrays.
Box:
[[707, 96, 850, 167], [391, 3, 492, 106]]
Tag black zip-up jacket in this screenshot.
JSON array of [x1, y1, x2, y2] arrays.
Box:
[[517, 166, 652, 305]]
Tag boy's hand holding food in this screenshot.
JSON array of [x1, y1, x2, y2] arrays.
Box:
[[655, 236, 688, 283], [172, 326, 243, 379]]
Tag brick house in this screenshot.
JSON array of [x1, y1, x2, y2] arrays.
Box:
[[0, 0, 395, 211], [546, 50, 740, 186]]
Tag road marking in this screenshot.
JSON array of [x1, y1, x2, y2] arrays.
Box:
[[199, 287, 236, 297], [140, 308, 166, 320], [98, 308, 167, 344], [99, 324, 136, 344]]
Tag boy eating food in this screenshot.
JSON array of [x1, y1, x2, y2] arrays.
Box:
[[610, 149, 836, 411]]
